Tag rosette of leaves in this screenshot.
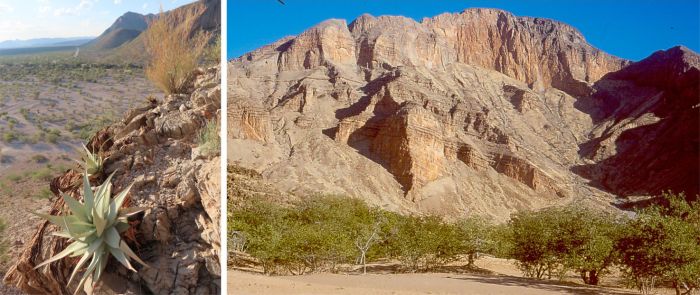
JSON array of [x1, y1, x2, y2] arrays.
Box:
[[75, 144, 104, 176], [34, 172, 147, 294]]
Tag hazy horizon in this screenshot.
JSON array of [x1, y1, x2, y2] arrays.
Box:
[[0, 0, 195, 43]]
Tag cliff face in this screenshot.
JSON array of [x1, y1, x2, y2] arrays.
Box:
[[229, 8, 699, 219], [4, 67, 222, 294], [575, 46, 700, 199], [269, 9, 628, 95]]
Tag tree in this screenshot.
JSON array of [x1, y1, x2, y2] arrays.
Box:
[[508, 206, 618, 284], [616, 192, 700, 295], [384, 215, 463, 271], [456, 216, 494, 267], [509, 208, 560, 279], [354, 216, 381, 274]]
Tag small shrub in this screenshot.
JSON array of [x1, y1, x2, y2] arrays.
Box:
[[34, 188, 53, 199], [7, 173, 22, 182], [29, 167, 54, 181], [197, 119, 220, 157], [31, 154, 49, 164], [202, 35, 221, 66], [0, 218, 7, 264], [143, 4, 211, 94]]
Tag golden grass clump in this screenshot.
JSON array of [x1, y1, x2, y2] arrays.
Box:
[[144, 4, 211, 94]]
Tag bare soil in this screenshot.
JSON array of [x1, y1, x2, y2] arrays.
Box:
[[228, 257, 674, 295]]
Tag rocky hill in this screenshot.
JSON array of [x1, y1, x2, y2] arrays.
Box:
[[3, 66, 222, 294], [228, 8, 699, 220], [85, 12, 155, 50], [94, 0, 221, 63]]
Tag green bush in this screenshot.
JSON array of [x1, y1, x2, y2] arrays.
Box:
[[232, 196, 500, 274], [231, 191, 699, 287], [456, 216, 498, 267], [0, 218, 7, 264], [508, 206, 618, 283], [616, 192, 700, 294], [197, 119, 220, 157]]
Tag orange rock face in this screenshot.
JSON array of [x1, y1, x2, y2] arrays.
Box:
[[229, 8, 699, 219]]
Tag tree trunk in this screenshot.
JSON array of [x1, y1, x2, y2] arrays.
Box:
[[361, 252, 367, 274], [581, 271, 589, 284], [467, 253, 475, 268], [589, 270, 599, 285]]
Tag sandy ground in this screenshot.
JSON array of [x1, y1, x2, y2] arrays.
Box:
[[228, 270, 641, 295], [0, 70, 158, 175], [228, 257, 650, 295]]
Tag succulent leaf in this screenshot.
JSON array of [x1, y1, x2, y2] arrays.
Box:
[[82, 175, 94, 216], [119, 240, 148, 268], [67, 250, 93, 287], [118, 207, 146, 218], [109, 247, 136, 272], [62, 193, 89, 222], [34, 242, 88, 269], [77, 144, 104, 177], [104, 227, 121, 249], [34, 172, 147, 294], [93, 207, 107, 237]]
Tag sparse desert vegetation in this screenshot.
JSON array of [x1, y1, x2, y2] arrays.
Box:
[[0, 49, 158, 293], [0, 218, 7, 265], [198, 119, 221, 157], [0, 52, 159, 219]]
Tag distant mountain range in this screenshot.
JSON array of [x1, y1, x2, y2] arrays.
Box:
[[0, 0, 220, 62], [0, 37, 94, 49]]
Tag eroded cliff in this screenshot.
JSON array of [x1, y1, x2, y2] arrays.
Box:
[[228, 8, 699, 219]]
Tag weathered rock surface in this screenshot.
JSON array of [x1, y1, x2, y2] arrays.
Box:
[[229, 8, 699, 219], [3, 66, 221, 294], [574, 46, 700, 199]]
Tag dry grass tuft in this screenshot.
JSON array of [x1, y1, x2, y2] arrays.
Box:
[[144, 4, 211, 94]]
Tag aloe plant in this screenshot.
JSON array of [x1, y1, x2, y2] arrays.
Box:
[[75, 144, 103, 176], [34, 172, 147, 295]]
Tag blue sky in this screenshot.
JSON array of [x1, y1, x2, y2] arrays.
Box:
[[0, 0, 195, 42], [228, 0, 700, 61]]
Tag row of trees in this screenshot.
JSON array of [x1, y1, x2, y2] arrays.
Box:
[[507, 193, 699, 295], [230, 193, 699, 294]]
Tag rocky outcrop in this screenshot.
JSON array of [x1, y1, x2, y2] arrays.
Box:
[[237, 8, 628, 96], [228, 8, 699, 220], [228, 104, 273, 143], [279, 19, 357, 71], [4, 66, 222, 294], [574, 46, 700, 199], [371, 104, 446, 195]]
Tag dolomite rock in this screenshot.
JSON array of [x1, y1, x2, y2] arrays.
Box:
[[371, 104, 446, 195], [228, 8, 699, 220]]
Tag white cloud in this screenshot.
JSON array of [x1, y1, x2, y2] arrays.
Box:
[[52, 0, 95, 16], [142, 3, 148, 10], [0, 3, 14, 14], [114, 0, 122, 4]]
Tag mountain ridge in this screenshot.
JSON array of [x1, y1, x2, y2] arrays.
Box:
[[229, 8, 698, 219]]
